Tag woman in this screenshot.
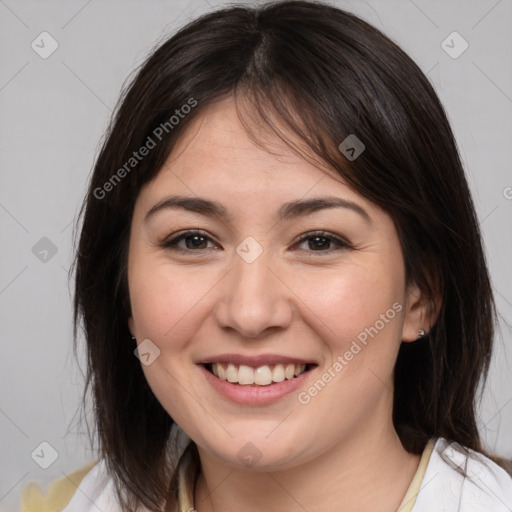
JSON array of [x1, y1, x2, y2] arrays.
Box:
[[21, 1, 512, 511]]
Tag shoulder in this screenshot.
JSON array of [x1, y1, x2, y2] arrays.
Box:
[[20, 459, 115, 512], [412, 437, 512, 511]]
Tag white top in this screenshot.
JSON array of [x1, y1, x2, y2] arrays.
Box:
[[410, 437, 512, 511], [59, 437, 512, 511]]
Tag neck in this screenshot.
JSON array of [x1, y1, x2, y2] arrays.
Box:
[[193, 424, 421, 512]]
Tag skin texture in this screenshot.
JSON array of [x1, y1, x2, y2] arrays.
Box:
[[127, 97, 437, 511]]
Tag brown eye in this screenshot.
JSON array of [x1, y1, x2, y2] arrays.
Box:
[[305, 235, 332, 251], [182, 234, 209, 249], [294, 231, 351, 253], [161, 230, 218, 252]]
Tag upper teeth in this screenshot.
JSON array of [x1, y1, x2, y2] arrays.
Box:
[[211, 363, 307, 386]]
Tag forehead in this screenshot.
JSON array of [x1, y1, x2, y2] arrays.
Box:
[[143, 97, 352, 199], [132, 98, 395, 248]]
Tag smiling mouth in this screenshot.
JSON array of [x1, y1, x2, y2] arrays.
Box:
[[203, 362, 316, 386]]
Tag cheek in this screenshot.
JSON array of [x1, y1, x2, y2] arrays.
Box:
[[294, 259, 405, 355], [293, 266, 405, 429], [128, 261, 214, 426], [129, 260, 214, 343]]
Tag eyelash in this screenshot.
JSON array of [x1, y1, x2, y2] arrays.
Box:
[[160, 229, 351, 255]]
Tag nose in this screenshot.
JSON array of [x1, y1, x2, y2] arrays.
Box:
[[213, 246, 293, 339]]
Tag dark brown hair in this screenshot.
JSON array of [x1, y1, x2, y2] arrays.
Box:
[[72, 1, 509, 510]]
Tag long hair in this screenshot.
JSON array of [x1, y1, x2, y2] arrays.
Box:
[[72, 1, 508, 510]]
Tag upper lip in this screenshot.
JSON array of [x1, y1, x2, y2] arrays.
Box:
[[197, 354, 317, 366]]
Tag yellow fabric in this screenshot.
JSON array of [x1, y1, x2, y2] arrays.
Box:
[[20, 459, 98, 512], [396, 438, 436, 512], [177, 446, 197, 512]]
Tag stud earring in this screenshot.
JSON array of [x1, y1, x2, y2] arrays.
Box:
[[417, 329, 426, 339]]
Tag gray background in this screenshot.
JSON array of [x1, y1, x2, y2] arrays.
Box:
[[0, 0, 511, 510]]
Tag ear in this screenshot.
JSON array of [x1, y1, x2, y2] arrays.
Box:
[[401, 282, 441, 342], [128, 316, 135, 338]]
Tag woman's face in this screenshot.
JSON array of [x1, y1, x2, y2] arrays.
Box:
[[127, 97, 425, 470]]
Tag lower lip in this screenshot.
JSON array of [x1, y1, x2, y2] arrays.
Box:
[[198, 364, 313, 405]]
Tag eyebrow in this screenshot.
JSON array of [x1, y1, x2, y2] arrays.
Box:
[[144, 195, 372, 225]]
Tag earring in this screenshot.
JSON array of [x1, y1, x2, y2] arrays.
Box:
[[131, 335, 137, 342], [417, 329, 426, 339]]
